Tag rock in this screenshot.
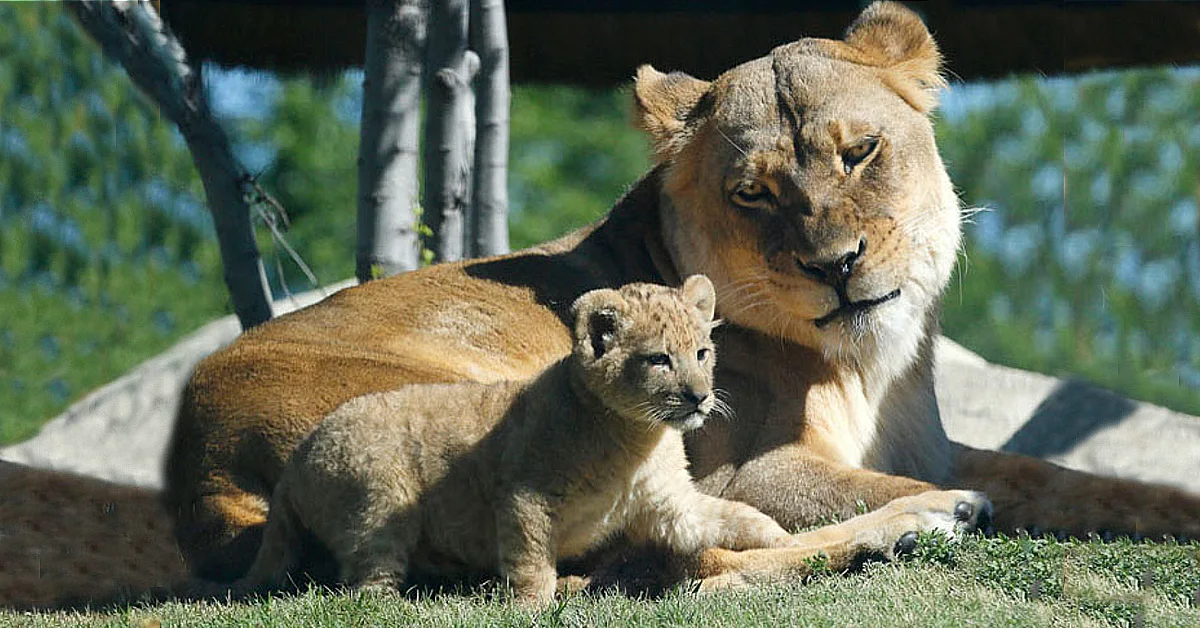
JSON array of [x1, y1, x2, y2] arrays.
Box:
[[935, 336, 1200, 494]]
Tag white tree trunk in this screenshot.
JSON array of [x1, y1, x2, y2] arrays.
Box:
[[421, 0, 478, 263], [468, 0, 510, 257], [69, 0, 273, 329], [356, 0, 426, 281]]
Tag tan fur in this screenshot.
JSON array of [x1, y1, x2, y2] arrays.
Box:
[[164, 0, 1200, 589], [238, 278, 796, 604]]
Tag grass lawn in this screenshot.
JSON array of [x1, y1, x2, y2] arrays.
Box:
[[3, 535, 1197, 627]]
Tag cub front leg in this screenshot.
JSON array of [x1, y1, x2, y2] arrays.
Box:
[[681, 493, 794, 552], [695, 489, 992, 590], [496, 490, 558, 606], [625, 446, 793, 556]]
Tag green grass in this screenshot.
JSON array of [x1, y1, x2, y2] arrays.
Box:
[[5, 536, 1197, 627]]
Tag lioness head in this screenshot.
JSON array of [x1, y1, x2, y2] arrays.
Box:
[[570, 275, 719, 431], [634, 1, 959, 374]]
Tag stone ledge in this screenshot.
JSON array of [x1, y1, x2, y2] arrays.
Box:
[[935, 336, 1200, 494]]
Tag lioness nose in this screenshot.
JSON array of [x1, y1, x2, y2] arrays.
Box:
[[794, 237, 866, 287]]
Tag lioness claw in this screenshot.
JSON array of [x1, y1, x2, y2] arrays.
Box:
[[893, 531, 919, 557]]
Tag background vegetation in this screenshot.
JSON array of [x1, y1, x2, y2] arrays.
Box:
[[1, 2, 1198, 447]]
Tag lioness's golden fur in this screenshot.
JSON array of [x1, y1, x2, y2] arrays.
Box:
[[241, 277, 801, 603], [163, 0, 1200, 586]]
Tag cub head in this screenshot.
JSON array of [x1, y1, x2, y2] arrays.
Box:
[[570, 275, 719, 432], [634, 1, 960, 375]]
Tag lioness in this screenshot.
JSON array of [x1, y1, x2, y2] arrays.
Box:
[[241, 277, 798, 602], [168, 1, 1200, 583]]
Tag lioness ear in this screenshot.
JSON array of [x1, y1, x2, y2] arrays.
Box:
[[681, 275, 716, 324], [633, 65, 711, 160], [843, 1, 945, 112], [571, 289, 627, 359]]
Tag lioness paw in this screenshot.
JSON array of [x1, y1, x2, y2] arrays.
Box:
[[860, 489, 991, 559], [896, 489, 991, 535]]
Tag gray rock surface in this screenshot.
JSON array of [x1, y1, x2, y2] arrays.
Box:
[[935, 337, 1200, 493], [4, 287, 1198, 495]]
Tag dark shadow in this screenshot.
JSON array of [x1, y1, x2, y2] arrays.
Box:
[[1000, 378, 1138, 458]]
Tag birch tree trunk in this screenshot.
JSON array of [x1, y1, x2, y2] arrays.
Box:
[[69, 0, 273, 330], [356, 0, 426, 281], [469, 0, 510, 257], [421, 0, 478, 263]]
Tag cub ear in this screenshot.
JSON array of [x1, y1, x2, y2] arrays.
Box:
[[571, 289, 627, 359], [681, 275, 716, 324], [843, 1, 945, 112], [633, 65, 711, 161]]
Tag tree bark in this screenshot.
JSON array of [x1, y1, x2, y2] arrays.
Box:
[[355, 0, 426, 281], [468, 0, 510, 258], [421, 0, 478, 263], [68, 0, 273, 330]]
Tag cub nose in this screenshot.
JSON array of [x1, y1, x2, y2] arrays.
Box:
[[794, 237, 867, 287], [682, 388, 710, 409]]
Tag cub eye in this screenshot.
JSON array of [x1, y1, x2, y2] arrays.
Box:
[[646, 353, 672, 369], [697, 348, 710, 362], [730, 181, 774, 209], [842, 137, 880, 173]]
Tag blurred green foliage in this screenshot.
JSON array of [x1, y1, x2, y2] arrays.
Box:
[[937, 71, 1200, 415], [0, 5, 230, 442], [0, 3, 1197, 446]]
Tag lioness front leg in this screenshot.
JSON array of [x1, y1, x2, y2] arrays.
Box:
[[496, 491, 558, 606], [716, 443, 953, 530], [695, 489, 992, 590]]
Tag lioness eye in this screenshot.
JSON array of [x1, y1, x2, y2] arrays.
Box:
[[842, 137, 880, 173], [730, 181, 774, 209], [646, 353, 672, 368], [697, 348, 710, 362]]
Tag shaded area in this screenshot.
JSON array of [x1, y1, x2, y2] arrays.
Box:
[[160, 1, 1200, 83], [1001, 379, 1137, 459]]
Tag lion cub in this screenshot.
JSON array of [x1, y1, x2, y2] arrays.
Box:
[[239, 275, 792, 603]]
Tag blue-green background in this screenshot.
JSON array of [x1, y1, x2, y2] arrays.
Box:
[[1, 4, 1197, 444]]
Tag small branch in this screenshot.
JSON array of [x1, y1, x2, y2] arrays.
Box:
[[244, 177, 325, 297], [356, 0, 426, 281], [68, 0, 273, 329], [469, 0, 510, 258]]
